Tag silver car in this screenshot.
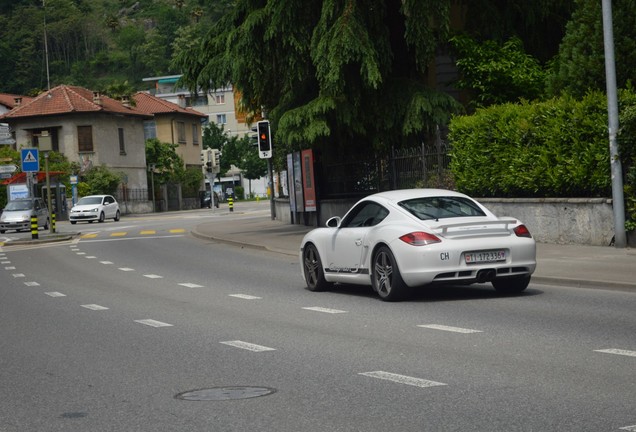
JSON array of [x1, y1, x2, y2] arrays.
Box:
[[69, 194, 121, 224], [0, 198, 50, 233]]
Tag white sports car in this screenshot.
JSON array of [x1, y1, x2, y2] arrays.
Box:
[[300, 189, 536, 301]]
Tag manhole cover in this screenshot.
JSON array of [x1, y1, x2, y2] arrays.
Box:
[[175, 386, 276, 401]]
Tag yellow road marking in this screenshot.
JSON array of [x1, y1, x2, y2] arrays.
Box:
[[140, 230, 156, 235], [81, 234, 98, 239], [169, 229, 185, 233], [110, 232, 127, 237]]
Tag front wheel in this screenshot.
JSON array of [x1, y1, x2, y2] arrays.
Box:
[[302, 244, 331, 292], [98, 212, 105, 223], [114, 210, 120, 221], [371, 246, 409, 301], [492, 275, 530, 294], [70, 221, 76, 225]]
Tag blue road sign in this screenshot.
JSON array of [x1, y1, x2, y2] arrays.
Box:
[[21, 148, 39, 172]]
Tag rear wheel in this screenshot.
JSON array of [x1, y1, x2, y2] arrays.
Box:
[[372, 246, 408, 301], [302, 244, 331, 292], [492, 275, 530, 294]]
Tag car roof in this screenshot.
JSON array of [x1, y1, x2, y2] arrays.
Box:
[[367, 189, 470, 204]]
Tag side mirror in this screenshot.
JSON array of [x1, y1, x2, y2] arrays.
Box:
[[326, 216, 341, 228]]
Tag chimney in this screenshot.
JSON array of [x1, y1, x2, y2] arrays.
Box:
[[92, 91, 102, 106], [177, 94, 186, 108], [13, 97, 22, 106], [121, 95, 130, 107]]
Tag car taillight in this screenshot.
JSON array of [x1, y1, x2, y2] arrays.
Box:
[[514, 224, 532, 238], [399, 232, 441, 246]]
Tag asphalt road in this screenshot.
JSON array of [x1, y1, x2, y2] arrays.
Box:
[[1, 209, 635, 431]]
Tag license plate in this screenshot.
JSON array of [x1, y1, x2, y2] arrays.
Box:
[[465, 250, 506, 264]]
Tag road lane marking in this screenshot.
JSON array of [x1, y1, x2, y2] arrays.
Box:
[[118, 267, 135, 272], [12, 273, 25, 278], [85, 256, 97, 259], [45, 292, 66, 297], [359, 371, 447, 388], [81, 304, 109, 311], [220, 341, 276, 352], [140, 230, 156, 235], [229, 294, 262, 300], [110, 232, 127, 237], [620, 425, 636, 431], [178, 283, 204, 288], [595, 349, 636, 358], [134, 319, 173, 327], [24, 282, 40, 286], [100, 261, 113, 265], [169, 229, 185, 233], [81, 234, 98, 239], [417, 324, 482, 334], [1, 261, 10, 264], [143, 274, 163, 279], [76, 252, 86, 255], [5, 266, 16, 270], [302, 306, 347, 314]]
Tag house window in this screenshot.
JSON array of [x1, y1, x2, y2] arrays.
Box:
[[143, 120, 156, 140], [118, 128, 126, 155], [215, 94, 225, 104], [216, 114, 226, 125], [192, 124, 199, 145], [77, 125, 93, 152], [177, 121, 186, 143]]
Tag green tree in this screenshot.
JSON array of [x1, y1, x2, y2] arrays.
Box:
[[172, 0, 461, 160], [450, 35, 546, 108], [547, 0, 636, 97], [222, 135, 268, 196], [82, 165, 122, 196], [145, 138, 185, 185]]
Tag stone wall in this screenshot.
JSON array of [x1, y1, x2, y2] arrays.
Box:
[[275, 197, 618, 246]]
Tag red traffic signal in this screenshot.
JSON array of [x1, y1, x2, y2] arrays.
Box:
[[256, 120, 272, 159]]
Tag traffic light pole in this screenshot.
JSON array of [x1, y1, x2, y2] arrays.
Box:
[[268, 158, 275, 220]]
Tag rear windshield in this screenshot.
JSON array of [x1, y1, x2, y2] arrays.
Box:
[[4, 200, 33, 211], [398, 196, 486, 220]]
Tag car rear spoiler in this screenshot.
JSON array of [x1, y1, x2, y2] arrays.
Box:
[[430, 218, 519, 235]]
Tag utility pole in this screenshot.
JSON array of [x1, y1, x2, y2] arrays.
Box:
[[601, 0, 626, 247]]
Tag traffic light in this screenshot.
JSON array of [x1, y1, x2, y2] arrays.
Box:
[[201, 148, 212, 172], [212, 149, 221, 168], [256, 120, 272, 159], [250, 125, 259, 146]]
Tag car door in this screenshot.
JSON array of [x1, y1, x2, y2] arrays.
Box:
[[326, 201, 386, 278], [103, 196, 115, 218]]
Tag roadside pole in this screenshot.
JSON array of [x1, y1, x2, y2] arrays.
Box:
[[602, 0, 626, 248]]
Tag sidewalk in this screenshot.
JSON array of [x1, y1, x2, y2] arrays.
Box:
[[192, 213, 636, 291]]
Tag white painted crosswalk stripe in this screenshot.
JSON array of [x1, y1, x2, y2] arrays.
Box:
[[45, 292, 66, 297], [143, 274, 163, 279], [359, 371, 447, 388], [81, 304, 109, 311], [134, 319, 173, 327]]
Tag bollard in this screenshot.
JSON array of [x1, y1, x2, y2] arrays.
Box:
[[31, 216, 39, 240], [228, 197, 234, 212], [51, 213, 56, 233]]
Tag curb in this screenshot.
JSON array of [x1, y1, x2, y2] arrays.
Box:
[[1, 233, 80, 247]]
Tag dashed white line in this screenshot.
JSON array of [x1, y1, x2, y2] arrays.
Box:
[[24, 282, 40, 287], [143, 274, 163, 279], [620, 425, 636, 431], [5, 266, 16, 270], [359, 371, 447, 388], [302, 306, 348, 314], [417, 324, 482, 334], [45, 292, 66, 297], [178, 283, 204, 288], [229, 294, 262, 300], [594, 349, 636, 358], [81, 304, 109, 311], [220, 341, 276, 352], [1, 261, 10, 264], [12, 273, 25, 278], [85, 256, 97, 259], [118, 267, 135, 272], [134, 319, 173, 327], [100, 261, 113, 265], [76, 252, 86, 255]]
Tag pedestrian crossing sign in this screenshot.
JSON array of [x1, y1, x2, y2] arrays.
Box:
[[21, 148, 39, 172]]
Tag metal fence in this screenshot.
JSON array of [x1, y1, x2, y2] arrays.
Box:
[[318, 130, 452, 199]]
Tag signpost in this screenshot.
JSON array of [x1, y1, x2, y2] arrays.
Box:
[[0, 124, 13, 145], [0, 164, 17, 174]]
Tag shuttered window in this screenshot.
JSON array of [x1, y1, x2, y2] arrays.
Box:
[[77, 126, 93, 152]]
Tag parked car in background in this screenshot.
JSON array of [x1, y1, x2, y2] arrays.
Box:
[[201, 190, 219, 208], [300, 189, 537, 301], [0, 197, 50, 233], [69, 195, 120, 224]]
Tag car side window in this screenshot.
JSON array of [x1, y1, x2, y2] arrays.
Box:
[[341, 202, 389, 228]]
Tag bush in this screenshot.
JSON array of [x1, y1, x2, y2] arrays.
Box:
[[449, 92, 614, 198]]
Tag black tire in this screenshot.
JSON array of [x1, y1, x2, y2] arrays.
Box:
[[114, 210, 120, 221], [70, 221, 76, 225], [0, 230, 4, 233], [98, 212, 105, 223], [492, 275, 530, 294], [302, 243, 331, 292], [371, 246, 409, 301]]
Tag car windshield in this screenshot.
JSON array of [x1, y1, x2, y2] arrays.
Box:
[[399, 196, 486, 220], [4, 200, 33, 211], [77, 197, 102, 205]]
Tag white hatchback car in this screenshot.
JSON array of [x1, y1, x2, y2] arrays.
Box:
[[300, 189, 537, 301], [69, 195, 121, 224]]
